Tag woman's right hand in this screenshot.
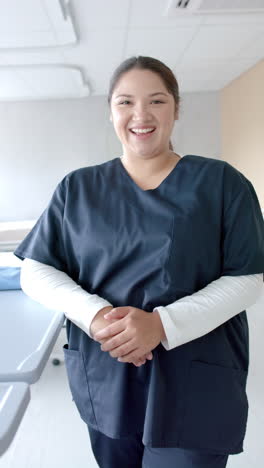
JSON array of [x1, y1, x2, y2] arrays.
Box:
[[91, 306, 153, 366]]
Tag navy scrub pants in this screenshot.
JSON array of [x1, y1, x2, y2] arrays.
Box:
[[87, 425, 229, 468]]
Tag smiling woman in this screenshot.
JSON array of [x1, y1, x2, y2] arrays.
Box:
[[107, 57, 182, 190], [108, 56, 180, 160], [14, 55, 264, 468], [110, 70, 177, 155]]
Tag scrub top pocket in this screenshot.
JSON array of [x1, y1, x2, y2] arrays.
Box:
[[63, 344, 98, 428], [179, 360, 248, 453]]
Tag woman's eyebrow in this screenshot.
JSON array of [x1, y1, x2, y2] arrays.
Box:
[[149, 92, 168, 97], [114, 92, 168, 99]]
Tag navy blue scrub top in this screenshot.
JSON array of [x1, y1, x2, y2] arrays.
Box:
[[15, 155, 264, 455]]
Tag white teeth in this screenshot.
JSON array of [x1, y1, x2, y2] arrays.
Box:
[[131, 128, 154, 134]]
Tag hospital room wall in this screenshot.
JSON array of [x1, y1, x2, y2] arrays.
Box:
[[221, 59, 264, 210], [0, 91, 221, 222]]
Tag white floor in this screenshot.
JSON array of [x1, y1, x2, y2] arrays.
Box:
[[1, 290, 263, 468]]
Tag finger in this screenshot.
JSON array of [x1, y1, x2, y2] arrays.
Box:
[[101, 330, 129, 352], [133, 359, 146, 367], [137, 352, 152, 362], [109, 339, 136, 359], [139, 352, 152, 360], [117, 347, 140, 363], [93, 319, 125, 341], [146, 352, 153, 360], [104, 307, 131, 320], [97, 330, 119, 345]]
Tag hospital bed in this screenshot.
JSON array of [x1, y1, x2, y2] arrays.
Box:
[[0, 220, 66, 365], [0, 221, 65, 456]]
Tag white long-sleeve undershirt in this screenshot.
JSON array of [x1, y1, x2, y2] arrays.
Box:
[[154, 275, 263, 350], [20, 258, 263, 351]]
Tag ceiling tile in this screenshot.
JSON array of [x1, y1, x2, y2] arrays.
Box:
[[237, 31, 264, 59], [210, 58, 263, 88], [129, 0, 203, 27], [202, 12, 264, 25], [181, 23, 264, 62], [176, 56, 263, 92], [73, 0, 130, 29], [126, 27, 197, 70], [176, 65, 218, 92], [0, 0, 49, 30]]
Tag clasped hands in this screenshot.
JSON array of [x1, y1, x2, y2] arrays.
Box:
[[91, 306, 165, 367]]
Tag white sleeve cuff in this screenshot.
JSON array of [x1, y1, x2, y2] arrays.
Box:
[[20, 258, 113, 338], [154, 274, 263, 351]]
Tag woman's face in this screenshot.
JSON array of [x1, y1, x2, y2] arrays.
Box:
[[110, 69, 178, 160]]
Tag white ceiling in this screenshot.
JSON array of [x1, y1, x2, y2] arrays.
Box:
[[0, 0, 77, 48], [0, 0, 264, 100]]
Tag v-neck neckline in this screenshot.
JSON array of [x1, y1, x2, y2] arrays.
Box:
[[116, 155, 188, 193]]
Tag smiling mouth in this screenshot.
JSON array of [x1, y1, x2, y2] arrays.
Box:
[[129, 128, 156, 137]]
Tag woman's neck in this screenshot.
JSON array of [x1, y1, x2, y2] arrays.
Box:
[[120, 151, 181, 179]]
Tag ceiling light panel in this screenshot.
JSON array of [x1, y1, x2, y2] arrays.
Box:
[[0, 66, 89, 101], [0, 0, 77, 50]]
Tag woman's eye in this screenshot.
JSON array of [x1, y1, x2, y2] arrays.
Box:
[[118, 99, 164, 106]]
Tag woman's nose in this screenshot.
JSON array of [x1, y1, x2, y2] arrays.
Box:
[[132, 103, 151, 120]]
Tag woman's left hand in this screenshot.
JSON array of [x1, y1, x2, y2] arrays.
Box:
[[93, 307, 165, 363]]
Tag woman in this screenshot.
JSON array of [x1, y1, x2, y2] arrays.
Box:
[[15, 56, 264, 468]]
